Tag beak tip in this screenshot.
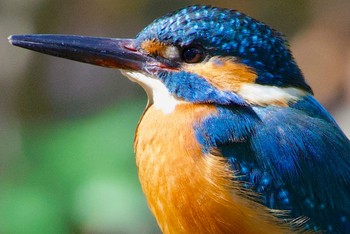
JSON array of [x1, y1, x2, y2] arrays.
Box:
[[8, 34, 25, 46], [8, 35, 15, 45]]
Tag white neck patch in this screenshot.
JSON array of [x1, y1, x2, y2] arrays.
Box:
[[122, 71, 307, 111], [238, 83, 307, 106], [122, 71, 182, 114]]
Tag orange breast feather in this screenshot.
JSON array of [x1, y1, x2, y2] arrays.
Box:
[[134, 103, 288, 234]]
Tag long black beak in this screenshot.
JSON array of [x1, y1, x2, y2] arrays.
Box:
[[8, 34, 155, 71]]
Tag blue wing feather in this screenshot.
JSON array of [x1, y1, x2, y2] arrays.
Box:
[[195, 95, 350, 233]]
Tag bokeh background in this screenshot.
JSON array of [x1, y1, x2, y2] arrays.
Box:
[[1, 0, 350, 233]]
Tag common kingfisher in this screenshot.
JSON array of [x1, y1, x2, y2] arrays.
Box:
[[9, 5, 350, 234]]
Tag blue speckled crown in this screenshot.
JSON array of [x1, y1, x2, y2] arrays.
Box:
[[136, 5, 312, 93]]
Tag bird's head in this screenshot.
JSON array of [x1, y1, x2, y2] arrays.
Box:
[[9, 5, 312, 113]]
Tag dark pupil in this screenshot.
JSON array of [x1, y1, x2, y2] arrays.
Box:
[[182, 47, 204, 63]]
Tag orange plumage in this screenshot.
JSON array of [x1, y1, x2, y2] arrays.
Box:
[[183, 57, 257, 93], [135, 103, 288, 234]]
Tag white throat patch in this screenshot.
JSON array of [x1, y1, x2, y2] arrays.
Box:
[[122, 71, 182, 114]]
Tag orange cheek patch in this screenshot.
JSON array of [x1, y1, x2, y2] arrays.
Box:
[[183, 57, 257, 92], [141, 39, 167, 56]]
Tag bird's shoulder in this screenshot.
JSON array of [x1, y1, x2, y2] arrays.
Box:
[[194, 95, 350, 232]]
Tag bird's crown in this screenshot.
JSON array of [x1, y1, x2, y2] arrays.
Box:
[[134, 5, 311, 106]]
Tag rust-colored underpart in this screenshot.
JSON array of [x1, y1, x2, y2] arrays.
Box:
[[134, 103, 291, 234]]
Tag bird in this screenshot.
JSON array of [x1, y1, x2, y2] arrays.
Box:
[[9, 5, 350, 234]]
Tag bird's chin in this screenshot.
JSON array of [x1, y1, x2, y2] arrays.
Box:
[[121, 70, 183, 114]]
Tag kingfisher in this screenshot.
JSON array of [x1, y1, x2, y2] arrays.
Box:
[[9, 5, 350, 234]]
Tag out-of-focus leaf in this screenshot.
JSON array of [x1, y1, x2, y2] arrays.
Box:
[[1, 100, 159, 233]]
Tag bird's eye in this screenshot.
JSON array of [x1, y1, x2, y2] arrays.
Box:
[[181, 46, 205, 63]]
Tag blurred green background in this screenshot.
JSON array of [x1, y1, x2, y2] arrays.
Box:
[[1, 0, 350, 233]]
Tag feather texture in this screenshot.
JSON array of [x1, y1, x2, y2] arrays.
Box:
[[135, 103, 289, 234], [195, 95, 350, 233]]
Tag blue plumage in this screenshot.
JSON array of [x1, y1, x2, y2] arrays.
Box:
[[157, 70, 247, 105], [195, 95, 350, 232], [136, 5, 312, 92], [137, 6, 350, 231]]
